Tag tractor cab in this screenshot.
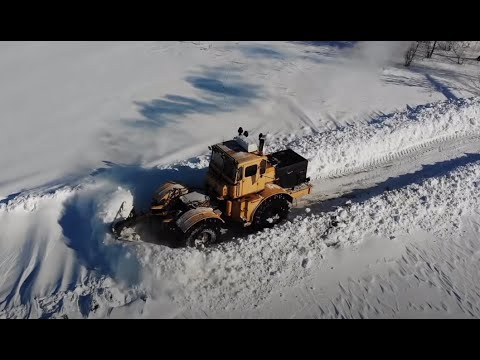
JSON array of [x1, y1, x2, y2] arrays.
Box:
[[205, 130, 274, 200]]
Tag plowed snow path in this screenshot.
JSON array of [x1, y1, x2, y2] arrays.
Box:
[[296, 131, 480, 210]]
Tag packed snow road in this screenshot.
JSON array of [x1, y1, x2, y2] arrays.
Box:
[[298, 130, 480, 209]]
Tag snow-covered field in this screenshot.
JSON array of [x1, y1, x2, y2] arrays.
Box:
[[1, 41, 480, 318]]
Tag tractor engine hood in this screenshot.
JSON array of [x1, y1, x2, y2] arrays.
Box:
[[151, 181, 189, 208]]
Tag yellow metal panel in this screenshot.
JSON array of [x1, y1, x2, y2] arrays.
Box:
[[287, 183, 313, 199]]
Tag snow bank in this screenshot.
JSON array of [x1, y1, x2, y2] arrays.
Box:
[[267, 97, 480, 178], [0, 180, 139, 317], [160, 97, 480, 182]]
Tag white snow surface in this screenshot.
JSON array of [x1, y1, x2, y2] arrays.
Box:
[[269, 97, 480, 178], [1, 41, 480, 318], [1, 41, 479, 198]]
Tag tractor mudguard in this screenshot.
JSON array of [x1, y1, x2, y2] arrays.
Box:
[[151, 181, 189, 209], [176, 207, 224, 234], [257, 184, 293, 205], [250, 184, 293, 221]]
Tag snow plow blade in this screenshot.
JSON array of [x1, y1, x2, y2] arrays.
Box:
[[111, 201, 144, 239]]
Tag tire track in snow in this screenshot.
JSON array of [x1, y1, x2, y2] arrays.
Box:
[[325, 131, 480, 179], [294, 129, 480, 213]]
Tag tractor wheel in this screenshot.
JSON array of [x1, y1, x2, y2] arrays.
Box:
[[253, 194, 291, 229], [184, 218, 221, 248]]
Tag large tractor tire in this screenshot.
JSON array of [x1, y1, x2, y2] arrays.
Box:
[[252, 194, 291, 229], [183, 218, 222, 248]]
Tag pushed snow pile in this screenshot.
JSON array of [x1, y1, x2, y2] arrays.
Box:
[[268, 97, 480, 178], [0, 181, 138, 318], [135, 160, 480, 315]]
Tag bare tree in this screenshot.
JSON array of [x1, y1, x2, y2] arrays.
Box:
[[404, 41, 420, 67], [426, 41, 437, 58]]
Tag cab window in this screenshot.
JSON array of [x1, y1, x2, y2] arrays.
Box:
[[245, 164, 258, 177]]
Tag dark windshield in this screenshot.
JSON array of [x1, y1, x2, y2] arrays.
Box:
[[210, 148, 238, 182]]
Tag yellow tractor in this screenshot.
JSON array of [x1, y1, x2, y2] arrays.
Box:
[[112, 128, 312, 247]]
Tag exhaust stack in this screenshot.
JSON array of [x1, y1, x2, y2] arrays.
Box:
[[258, 133, 266, 155]]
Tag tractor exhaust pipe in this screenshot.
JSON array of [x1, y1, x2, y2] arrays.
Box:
[[258, 133, 266, 155]]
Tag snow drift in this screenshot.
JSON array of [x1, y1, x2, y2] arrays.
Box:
[[268, 97, 480, 179]]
